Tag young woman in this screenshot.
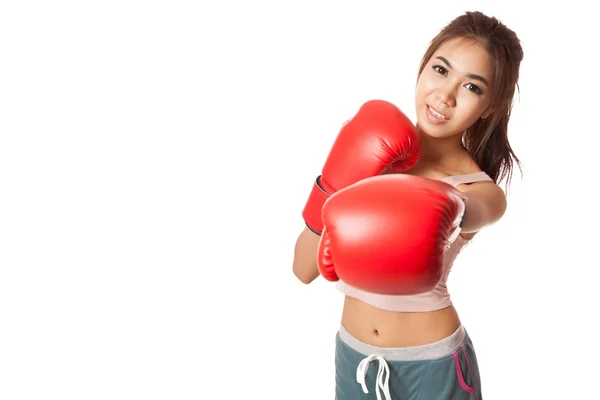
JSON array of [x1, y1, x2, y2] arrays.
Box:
[[293, 11, 523, 400]]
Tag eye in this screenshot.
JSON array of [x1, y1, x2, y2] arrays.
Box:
[[432, 65, 447, 75], [465, 83, 483, 95]]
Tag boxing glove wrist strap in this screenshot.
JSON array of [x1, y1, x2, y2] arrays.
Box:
[[302, 175, 331, 235]]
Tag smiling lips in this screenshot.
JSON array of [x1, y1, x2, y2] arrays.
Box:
[[426, 105, 449, 125]]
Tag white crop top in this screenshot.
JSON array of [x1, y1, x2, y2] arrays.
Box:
[[335, 171, 494, 312]]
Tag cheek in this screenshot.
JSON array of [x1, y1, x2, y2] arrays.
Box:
[[415, 76, 436, 101], [457, 97, 487, 124]]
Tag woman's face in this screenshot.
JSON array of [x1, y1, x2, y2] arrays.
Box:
[[415, 37, 495, 139]]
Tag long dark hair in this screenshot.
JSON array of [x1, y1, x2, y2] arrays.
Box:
[[418, 11, 524, 189]]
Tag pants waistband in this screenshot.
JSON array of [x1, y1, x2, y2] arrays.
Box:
[[338, 324, 466, 361]]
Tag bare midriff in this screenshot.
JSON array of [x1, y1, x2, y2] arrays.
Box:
[[340, 296, 461, 347]]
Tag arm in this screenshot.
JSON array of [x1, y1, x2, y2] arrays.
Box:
[[292, 227, 321, 284], [459, 182, 507, 233], [294, 101, 420, 283]]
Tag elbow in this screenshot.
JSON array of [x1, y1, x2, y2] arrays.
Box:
[[293, 263, 318, 284]]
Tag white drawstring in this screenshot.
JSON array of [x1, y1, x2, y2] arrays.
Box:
[[356, 354, 392, 400]]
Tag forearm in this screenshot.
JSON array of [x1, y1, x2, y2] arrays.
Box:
[[292, 227, 321, 284], [460, 185, 507, 233]]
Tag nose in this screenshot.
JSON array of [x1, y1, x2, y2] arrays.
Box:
[[436, 80, 457, 107]]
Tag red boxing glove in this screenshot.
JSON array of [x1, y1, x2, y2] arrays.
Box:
[[317, 174, 466, 295], [302, 100, 420, 235]]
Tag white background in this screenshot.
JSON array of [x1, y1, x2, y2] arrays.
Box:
[[1, 1, 599, 399]]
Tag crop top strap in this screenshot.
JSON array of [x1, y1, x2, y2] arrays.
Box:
[[442, 171, 494, 187]]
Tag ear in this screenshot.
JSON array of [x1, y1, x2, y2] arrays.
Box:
[[481, 108, 494, 119]]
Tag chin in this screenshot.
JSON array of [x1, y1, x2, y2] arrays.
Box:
[[417, 119, 459, 140], [416, 120, 447, 138], [420, 126, 462, 141], [421, 129, 449, 139]]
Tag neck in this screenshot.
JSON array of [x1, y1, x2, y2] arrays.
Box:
[[416, 125, 466, 165]]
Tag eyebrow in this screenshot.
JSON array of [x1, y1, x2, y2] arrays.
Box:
[[435, 56, 489, 87]]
